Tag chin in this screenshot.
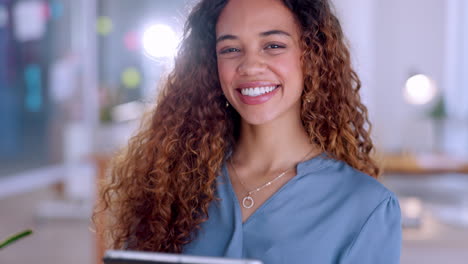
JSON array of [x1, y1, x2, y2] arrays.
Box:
[[237, 110, 280, 126]]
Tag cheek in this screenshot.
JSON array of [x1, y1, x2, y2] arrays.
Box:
[[217, 60, 234, 85], [273, 54, 303, 87]]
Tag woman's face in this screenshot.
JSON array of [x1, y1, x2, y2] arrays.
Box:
[[216, 0, 304, 125]]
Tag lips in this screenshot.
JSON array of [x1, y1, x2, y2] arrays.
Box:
[[240, 85, 279, 97], [235, 82, 281, 105]]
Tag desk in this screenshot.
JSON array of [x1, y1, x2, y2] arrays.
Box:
[[380, 153, 468, 175], [381, 153, 468, 264]]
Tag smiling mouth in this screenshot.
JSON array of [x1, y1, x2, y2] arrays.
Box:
[[238, 85, 281, 97]]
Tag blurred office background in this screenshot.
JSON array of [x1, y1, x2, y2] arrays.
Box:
[[0, 0, 467, 263]]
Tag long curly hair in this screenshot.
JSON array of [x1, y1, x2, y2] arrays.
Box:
[[94, 0, 380, 254]]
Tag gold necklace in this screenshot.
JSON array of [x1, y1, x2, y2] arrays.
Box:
[[229, 149, 314, 209]]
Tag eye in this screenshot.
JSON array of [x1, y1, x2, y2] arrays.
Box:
[[219, 47, 241, 54], [265, 43, 285, 49]]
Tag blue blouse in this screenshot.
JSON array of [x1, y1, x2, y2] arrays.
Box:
[[183, 154, 402, 263]]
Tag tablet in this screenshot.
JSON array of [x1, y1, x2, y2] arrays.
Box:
[[103, 250, 264, 264]]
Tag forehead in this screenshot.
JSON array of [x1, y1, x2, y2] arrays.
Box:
[[216, 0, 300, 37]]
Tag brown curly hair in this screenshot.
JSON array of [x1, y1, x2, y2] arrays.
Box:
[[94, 0, 380, 255]]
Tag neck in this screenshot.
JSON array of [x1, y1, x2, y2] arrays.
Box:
[[232, 112, 319, 174]]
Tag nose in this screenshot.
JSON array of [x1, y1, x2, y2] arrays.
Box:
[[237, 52, 266, 76]]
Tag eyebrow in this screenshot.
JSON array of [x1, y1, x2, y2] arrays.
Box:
[[216, 30, 292, 44]]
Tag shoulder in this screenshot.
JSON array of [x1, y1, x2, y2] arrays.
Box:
[[322, 156, 396, 205], [335, 163, 402, 262], [301, 155, 400, 220], [326, 158, 401, 237], [292, 156, 401, 262]]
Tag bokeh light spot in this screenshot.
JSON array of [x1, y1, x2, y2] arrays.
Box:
[[404, 74, 437, 105], [142, 24, 178, 59], [50, 0, 64, 20], [97, 16, 113, 36], [124, 31, 139, 51], [13, 0, 47, 41], [121, 67, 141, 89], [24, 64, 43, 112], [41, 1, 50, 20]]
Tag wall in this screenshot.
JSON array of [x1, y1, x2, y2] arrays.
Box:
[[334, 0, 447, 153]]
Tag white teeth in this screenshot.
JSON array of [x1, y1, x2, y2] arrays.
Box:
[[240, 85, 278, 97], [254, 87, 260, 95]]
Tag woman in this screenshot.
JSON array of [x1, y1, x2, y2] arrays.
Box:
[[95, 0, 401, 263]]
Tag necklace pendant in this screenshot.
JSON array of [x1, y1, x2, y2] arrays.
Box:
[[242, 195, 254, 209]]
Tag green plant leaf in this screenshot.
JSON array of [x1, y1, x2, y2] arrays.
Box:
[[0, 229, 33, 250], [428, 96, 447, 120]]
